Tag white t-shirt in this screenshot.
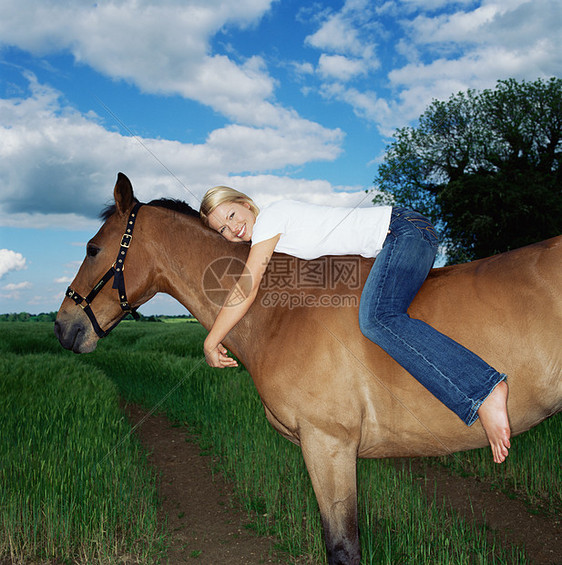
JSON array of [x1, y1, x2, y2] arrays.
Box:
[[251, 200, 393, 260]]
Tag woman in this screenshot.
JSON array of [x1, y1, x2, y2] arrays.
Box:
[[199, 187, 511, 463]]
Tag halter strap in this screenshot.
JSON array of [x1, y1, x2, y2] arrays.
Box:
[[65, 202, 143, 338], [112, 201, 143, 314]]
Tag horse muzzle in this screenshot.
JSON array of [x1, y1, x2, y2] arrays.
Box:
[[54, 314, 99, 354]]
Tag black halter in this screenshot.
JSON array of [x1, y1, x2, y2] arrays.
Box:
[[65, 202, 143, 338]]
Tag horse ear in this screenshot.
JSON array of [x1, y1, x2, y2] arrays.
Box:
[[114, 172, 135, 216]]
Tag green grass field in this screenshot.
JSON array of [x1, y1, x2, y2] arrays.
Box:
[[0, 325, 167, 564], [1, 321, 560, 563]]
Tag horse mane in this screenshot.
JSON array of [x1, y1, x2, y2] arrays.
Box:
[[99, 198, 200, 221], [147, 198, 200, 218]]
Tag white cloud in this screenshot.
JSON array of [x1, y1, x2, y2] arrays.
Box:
[[0, 249, 27, 278], [305, 0, 377, 59], [404, 0, 559, 50], [304, 0, 379, 85], [307, 0, 561, 135], [408, 4, 500, 45], [399, 0, 561, 77], [0, 74, 344, 226], [306, 13, 361, 55], [0, 0, 286, 127], [317, 55, 369, 81], [227, 174, 370, 208], [292, 61, 315, 77], [398, 0, 478, 11], [3, 281, 32, 291], [319, 83, 393, 131], [386, 37, 559, 126]]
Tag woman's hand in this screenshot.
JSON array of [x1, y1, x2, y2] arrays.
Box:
[[204, 340, 238, 368]]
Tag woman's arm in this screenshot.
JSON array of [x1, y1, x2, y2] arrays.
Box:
[[204, 234, 280, 368]]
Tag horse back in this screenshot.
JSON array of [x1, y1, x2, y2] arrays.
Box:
[[411, 236, 562, 429], [248, 237, 561, 456]]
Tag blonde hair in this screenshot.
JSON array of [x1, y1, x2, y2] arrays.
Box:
[[199, 186, 260, 226]]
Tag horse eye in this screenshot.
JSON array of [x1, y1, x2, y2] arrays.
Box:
[[87, 243, 100, 258]]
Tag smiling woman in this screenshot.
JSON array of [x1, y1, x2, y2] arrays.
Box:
[[200, 186, 259, 242]]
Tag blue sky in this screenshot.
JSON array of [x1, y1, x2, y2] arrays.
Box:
[[0, 0, 560, 315]]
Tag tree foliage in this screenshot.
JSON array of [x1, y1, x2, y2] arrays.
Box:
[[374, 78, 562, 263], [0, 312, 57, 322]]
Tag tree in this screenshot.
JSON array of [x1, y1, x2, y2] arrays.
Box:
[[374, 78, 562, 263]]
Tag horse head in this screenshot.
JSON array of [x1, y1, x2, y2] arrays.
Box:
[[55, 173, 156, 353]]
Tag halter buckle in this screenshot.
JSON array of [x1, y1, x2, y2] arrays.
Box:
[[120, 233, 132, 248], [66, 287, 83, 304]]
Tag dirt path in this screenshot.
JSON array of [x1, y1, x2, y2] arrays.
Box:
[[125, 405, 286, 565], [127, 405, 561, 565], [403, 459, 562, 565]]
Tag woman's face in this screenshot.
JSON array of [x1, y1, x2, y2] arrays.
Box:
[[207, 201, 256, 242]]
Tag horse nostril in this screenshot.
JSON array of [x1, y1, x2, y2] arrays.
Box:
[[54, 320, 62, 340]]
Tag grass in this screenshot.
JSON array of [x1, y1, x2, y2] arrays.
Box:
[[435, 411, 562, 514], [0, 327, 167, 564], [3, 320, 559, 563]]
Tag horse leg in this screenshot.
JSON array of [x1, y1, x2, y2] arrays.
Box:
[[300, 430, 360, 565]]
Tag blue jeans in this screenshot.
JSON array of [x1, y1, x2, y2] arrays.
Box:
[[359, 208, 506, 425]]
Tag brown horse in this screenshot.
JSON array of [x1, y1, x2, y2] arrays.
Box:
[[55, 173, 562, 565]]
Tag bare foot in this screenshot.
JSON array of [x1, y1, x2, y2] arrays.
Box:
[[477, 380, 511, 463]]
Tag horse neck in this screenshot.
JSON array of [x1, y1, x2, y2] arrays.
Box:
[[145, 206, 266, 363]]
